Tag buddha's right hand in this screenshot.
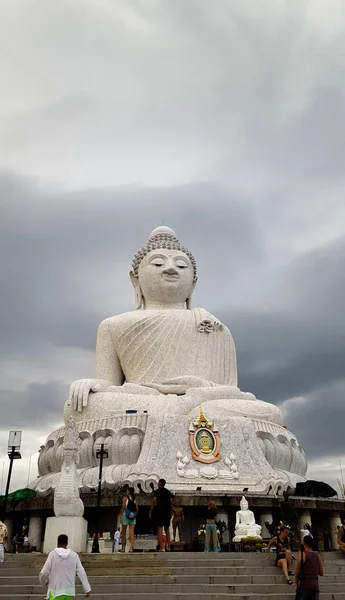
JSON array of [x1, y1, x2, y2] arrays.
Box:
[[68, 379, 111, 412]]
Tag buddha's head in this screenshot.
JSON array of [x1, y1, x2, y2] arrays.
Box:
[[240, 496, 249, 511], [130, 226, 197, 310]]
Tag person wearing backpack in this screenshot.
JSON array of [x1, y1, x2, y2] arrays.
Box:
[[294, 535, 323, 600], [120, 487, 138, 553]]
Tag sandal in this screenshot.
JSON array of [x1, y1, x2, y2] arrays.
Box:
[[286, 578, 293, 585]]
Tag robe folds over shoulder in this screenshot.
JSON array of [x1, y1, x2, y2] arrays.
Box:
[[107, 308, 238, 387]]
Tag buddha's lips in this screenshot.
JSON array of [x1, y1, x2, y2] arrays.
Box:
[[161, 274, 179, 280]]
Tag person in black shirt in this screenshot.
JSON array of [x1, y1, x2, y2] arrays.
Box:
[[266, 526, 293, 585], [149, 479, 173, 551]]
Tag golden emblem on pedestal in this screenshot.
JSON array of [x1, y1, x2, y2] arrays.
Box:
[[189, 408, 221, 464]]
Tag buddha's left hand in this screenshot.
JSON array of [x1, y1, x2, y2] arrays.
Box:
[[143, 376, 213, 395]]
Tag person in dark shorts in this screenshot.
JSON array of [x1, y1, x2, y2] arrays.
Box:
[[149, 479, 173, 552], [294, 534, 324, 599], [266, 526, 293, 585]]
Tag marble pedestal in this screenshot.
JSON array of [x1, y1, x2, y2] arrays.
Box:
[[36, 406, 307, 497], [233, 528, 262, 542], [328, 512, 341, 550], [43, 516, 87, 554], [28, 515, 44, 552]]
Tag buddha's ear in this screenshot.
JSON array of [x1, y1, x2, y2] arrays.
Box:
[[129, 271, 143, 310], [186, 278, 198, 309]]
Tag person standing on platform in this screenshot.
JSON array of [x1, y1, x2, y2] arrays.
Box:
[[149, 479, 173, 552], [172, 501, 184, 542], [0, 520, 8, 564], [120, 487, 138, 553], [204, 501, 220, 553], [322, 529, 331, 552], [294, 534, 323, 599], [300, 524, 312, 543], [113, 527, 121, 553], [39, 534, 91, 599]]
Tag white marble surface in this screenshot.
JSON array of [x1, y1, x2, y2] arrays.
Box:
[[35, 226, 308, 497], [53, 417, 84, 517], [329, 512, 341, 550], [43, 516, 87, 553], [28, 516, 44, 551]]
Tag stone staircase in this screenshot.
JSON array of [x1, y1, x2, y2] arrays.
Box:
[[0, 551, 344, 599]]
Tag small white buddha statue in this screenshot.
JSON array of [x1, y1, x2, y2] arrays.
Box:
[[233, 496, 262, 541]]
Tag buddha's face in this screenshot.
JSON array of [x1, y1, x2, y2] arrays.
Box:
[[138, 248, 194, 305], [240, 500, 249, 511]]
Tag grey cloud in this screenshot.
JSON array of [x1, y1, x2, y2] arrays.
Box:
[[1, 171, 344, 462], [0, 381, 66, 430], [1, 2, 345, 187], [1, 1, 345, 486], [225, 235, 345, 402], [0, 172, 264, 356], [279, 379, 345, 461]]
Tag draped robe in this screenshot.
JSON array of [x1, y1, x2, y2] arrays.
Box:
[[96, 308, 238, 388]]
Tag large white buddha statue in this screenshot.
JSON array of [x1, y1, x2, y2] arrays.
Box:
[[35, 227, 307, 496], [233, 496, 262, 541], [63, 225, 279, 422]]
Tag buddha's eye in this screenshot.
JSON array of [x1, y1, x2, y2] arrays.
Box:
[[151, 260, 164, 267], [176, 261, 187, 269]]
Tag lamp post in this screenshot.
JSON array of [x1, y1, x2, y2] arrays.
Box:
[[91, 444, 108, 553], [2, 431, 22, 520]]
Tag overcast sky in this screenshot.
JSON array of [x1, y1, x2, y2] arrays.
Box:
[[1, 0, 345, 497]]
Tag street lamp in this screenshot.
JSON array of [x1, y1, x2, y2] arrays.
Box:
[[91, 444, 109, 553], [2, 431, 22, 520]]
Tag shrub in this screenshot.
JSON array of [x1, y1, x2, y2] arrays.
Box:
[[240, 536, 265, 552]]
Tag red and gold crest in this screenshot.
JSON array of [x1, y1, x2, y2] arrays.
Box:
[[189, 408, 221, 464]]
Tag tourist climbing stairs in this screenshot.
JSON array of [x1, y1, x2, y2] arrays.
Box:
[[0, 551, 344, 599]]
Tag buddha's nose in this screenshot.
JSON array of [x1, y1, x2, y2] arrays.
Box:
[[163, 266, 179, 275]]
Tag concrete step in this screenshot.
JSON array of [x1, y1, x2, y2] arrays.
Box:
[[2, 573, 345, 584], [0, 582, 344, 594], [0, 586, 344, 600], [2, 565, 345, 576], [1, 552, 343, 599]]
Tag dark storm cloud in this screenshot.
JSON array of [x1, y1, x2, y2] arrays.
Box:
[[0, 171, 264, 356], [279, 378, 345, 461], [1, 171, 344, 427], [226, 236, 345, 401], [0, 381, 66, 429]]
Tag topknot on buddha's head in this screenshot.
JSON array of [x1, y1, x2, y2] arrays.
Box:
[[131, 226, 197, 282]]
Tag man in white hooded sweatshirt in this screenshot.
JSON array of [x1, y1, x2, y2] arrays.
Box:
[[39, 534, 91, 600]]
